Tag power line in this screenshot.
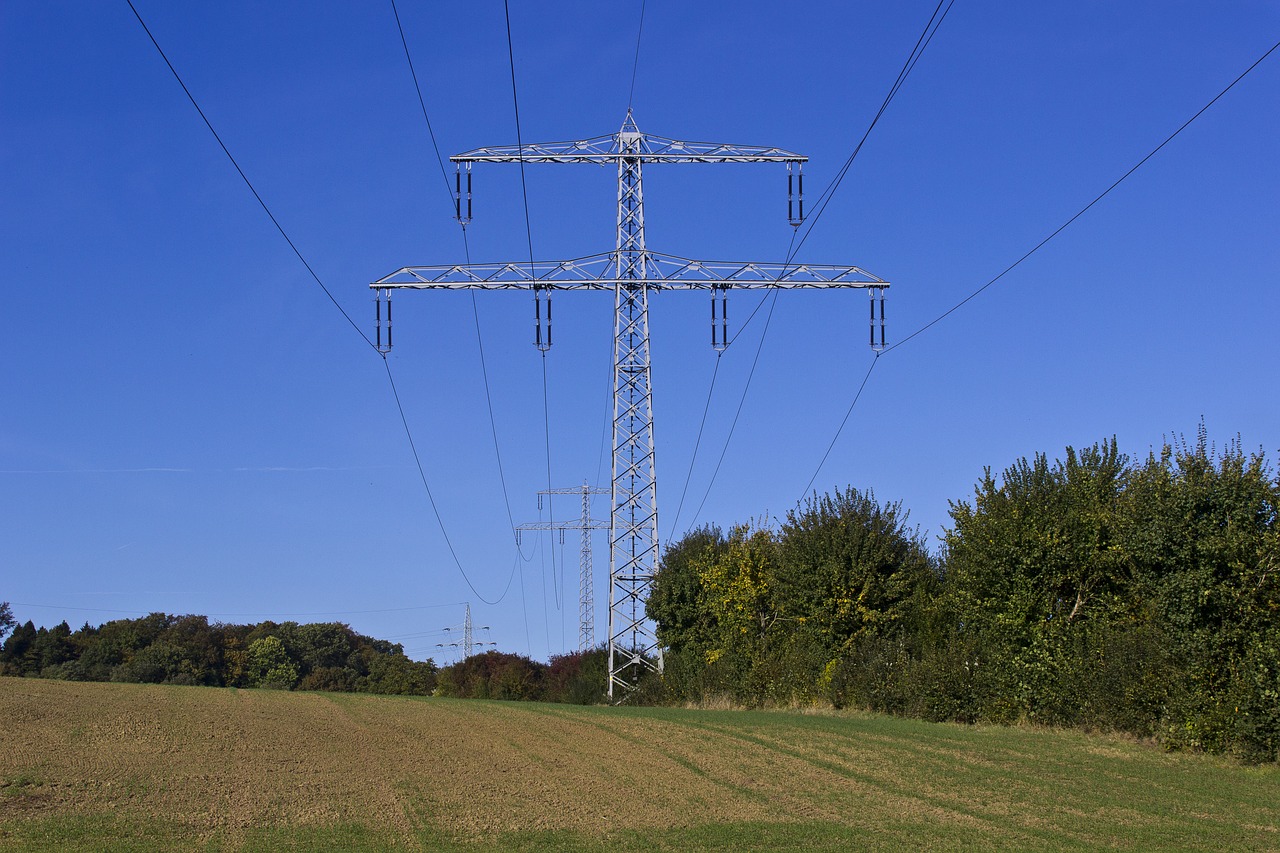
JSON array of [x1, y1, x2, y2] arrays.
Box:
[[685, 289, 781, 533], [503, 1, 538, 279], [797, 355, 879, 501], [128, 1, 523, 608], [389, 0, 532, 560], [389, 0, 453, 203], [383, 360, 518, 606], [673, 2, 952, 538], [725, 0, 954, 351], [665, 354, 721, 541], [884, 34, 1280, 356], [627, 0, 648, 110], [503, 0, 559, 643], [787, 0, 955, 268], [124, 0, 375, 353], [799, 34, 1280, 494]]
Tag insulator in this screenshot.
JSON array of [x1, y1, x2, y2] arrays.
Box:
[[869, 292, 875, 348], [711, 293, 718, 348], [787, 172, 794, 224], [534, 291, 552, 352], [710, 287, 729, 352], [788, 162, 805, 227], [534, 292, 542, 349], [382, 292, 393, 353], [879, 292, 886, 349], [375, 296, 382, 351], [454, 165, 473, 224]]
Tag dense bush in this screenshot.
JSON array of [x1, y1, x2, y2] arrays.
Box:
[[647, 430, 1280, 761]]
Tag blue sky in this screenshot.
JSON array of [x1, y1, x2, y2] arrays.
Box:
[[3, 2, 1277, 663]]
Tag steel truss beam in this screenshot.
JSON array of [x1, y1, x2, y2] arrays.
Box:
[[373, 251, 886, 291], [373, 112, 889, 701], [516, 483, 609, 652]]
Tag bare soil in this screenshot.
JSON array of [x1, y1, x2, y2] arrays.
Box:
[[2, 677, 1277, 850]]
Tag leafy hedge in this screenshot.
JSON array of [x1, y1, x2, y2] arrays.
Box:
[[648, 430, 1280, 762]]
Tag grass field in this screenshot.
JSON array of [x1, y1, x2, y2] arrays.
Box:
[[1, 678, 1277, 851]]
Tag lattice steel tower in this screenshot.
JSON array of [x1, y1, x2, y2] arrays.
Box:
[[373, 111, 889, 700], [515, 482, 609, 652]]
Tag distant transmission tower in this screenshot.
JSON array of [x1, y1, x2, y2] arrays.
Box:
[[516, 482, 609, 651], [374, 112, 888, 700], [435, 603, 494, 662]]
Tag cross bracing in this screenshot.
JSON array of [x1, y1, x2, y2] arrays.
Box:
[[451, 133, 806, 164], [373, 112, 889, 700], [373, 251, 887, 291]]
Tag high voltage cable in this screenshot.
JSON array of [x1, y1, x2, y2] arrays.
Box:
[[797, 355, 879, 500], [787, 0, 955, 269], [125, 0, 375, 354], [389, 0, 453, 202], [684, 289, 782, 534], [663, 224, 792, 541], [502, 2, 539, 282], [664, 355, 721, 542], [390, 0, 533, 563], [504, 1, 560, 636], [627, 0, 647, 110], [724, 0, 954, 350], [883, 34, 1280, 355], [126, 0, 514, 608], [671, 2, 953, 539], [383, 361, 517, 606], [799, 34, 1280, 496]]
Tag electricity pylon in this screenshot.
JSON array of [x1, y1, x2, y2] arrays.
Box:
[[435, 603, 494, 662], [373, 111, 888, 700], [516, 482, 609, 652]]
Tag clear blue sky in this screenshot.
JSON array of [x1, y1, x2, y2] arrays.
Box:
[[3, 2, 1277, 663]]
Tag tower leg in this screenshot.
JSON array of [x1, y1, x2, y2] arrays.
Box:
[[608, 113, 663, 700]]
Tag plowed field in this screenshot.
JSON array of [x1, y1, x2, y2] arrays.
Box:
[[1, 678, 1277, 851]]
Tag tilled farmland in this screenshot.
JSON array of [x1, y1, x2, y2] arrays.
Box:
[[1, 678, 1277, 851]]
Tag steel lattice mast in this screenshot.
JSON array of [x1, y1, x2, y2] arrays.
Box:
[[515, 482, 609, 652], [373, 112, 889, 700]]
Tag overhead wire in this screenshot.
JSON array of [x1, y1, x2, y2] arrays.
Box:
[[125, 0, 514, 608], [390, 0, 533, 570], [504, 0, 561, 644], [725, 0, 955, 349], [673, 1, 953, 537], [383, 360, 518, 606], [627, 0, 647, 110], [125, 0, 375, 353], [799, 33, 1280, 497], [884, 35, 1280, 356]]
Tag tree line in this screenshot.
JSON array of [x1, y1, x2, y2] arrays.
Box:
[[0, 602, 610, 706], [647, 429, 1279, 762], [3, 427, 1276, 760], [0, 610, 437, 695]]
